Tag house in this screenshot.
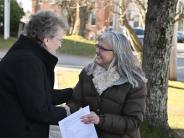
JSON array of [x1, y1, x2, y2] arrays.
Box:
[[20, 0, 146, 39], [32, 0, 62, 16], [30, 0, 112, 39]]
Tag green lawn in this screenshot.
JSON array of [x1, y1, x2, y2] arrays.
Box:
[[55, 67, 184, 138], [168, 81, 184, 131], [0, 35, 96, 57], [58, 35, 96, 57], [0, 36, 17, 49]]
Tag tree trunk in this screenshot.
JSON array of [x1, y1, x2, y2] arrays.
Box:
[[79, 6, 89, 36], [67, 9, 75, 35], [72, 1, 80, 35], [142, 0, 177, 129]]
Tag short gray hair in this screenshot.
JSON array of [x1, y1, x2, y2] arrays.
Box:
[[25, 10, 68, 41], [85, 31, 147, 88]]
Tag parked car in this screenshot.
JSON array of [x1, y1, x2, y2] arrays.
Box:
[[177, 31, 184, 43], [133, 27, 144, 44]]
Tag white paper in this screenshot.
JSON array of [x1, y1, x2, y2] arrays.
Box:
[[58, 106, 98, 138]]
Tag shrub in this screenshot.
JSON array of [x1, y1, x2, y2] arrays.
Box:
[[0, 0, 24, 36]]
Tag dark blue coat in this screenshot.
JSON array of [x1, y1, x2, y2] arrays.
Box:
[[0, 35, 72, 138]]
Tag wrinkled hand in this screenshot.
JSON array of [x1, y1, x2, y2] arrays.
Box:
[[80, 111, 100, 125]]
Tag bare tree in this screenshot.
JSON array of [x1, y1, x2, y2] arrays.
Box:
[[72, 0, 80, 35], [175, 1, 184, 23], [58, 0, 76, 34], [142, 0, 177, 129], [118, 0, 145, 52], [131, 0, 146, 28], [58, 0, 94, 36]]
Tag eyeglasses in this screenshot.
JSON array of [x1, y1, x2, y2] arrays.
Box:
[[55, 38, 63, 47], [56, 38, 63, 43], [95, 44, 113, 52]]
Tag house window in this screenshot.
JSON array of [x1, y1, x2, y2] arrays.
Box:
[[39, 0, 49, 3], [38, 0, 44, 3], [89, 11, 96, 25], [49, 0, 56, 4], [39, 0, 56, 4]]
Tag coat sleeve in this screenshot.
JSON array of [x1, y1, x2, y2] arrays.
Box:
[[52, 88, 73, 105], [67, 70, 85, 113], [97, 82, 147, 135], [13, 57, 67, 125]]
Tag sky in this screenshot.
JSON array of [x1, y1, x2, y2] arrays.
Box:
[[16, 0, 32, 12]]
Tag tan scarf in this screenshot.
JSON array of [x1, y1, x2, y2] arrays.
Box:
[[92, 65, 127, 95]]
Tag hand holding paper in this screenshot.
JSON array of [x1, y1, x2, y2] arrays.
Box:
[[80, 111, 100, 125], [58, 106, 98, 138]]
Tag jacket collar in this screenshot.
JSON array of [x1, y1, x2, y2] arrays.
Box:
[[13, 35, 58, 70], [92, 65, 128, 95]]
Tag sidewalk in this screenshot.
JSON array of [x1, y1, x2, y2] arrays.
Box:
[[56, 53, 93, 69], [0, 47, 183, 82], [0, 50, 93, 69]]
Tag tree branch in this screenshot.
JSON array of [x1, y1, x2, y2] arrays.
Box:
[[175, 13, 184, 23]]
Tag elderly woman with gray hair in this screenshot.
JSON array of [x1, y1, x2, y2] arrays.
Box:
[[0, 11, 73, 138], [69, 31, 147, 138]]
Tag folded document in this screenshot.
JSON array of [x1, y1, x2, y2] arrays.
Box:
[[58, 106, 98, 138]]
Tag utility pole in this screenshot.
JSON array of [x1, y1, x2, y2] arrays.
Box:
[[4, 0, 10, 39]]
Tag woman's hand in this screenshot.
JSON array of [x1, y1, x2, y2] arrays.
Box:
[[80, 111, 100, 125]]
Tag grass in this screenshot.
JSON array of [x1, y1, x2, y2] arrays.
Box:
[[55, 67, 184, 138], [0, 35, 96, 57], [54, 67, 80, 88], [58, 35, 96, 57], [168, 81, 184, 131], [0, 36, 17, 49], [140, 122, 172, 138]]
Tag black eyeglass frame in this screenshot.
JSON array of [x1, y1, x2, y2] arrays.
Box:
[[95, 44, 113, 52]]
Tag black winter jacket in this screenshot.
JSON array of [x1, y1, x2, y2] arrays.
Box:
[[0, 35, 73, 138]]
